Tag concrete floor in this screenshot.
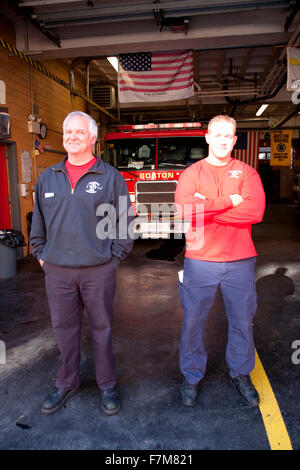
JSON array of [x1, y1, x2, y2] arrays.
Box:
[[0, 202, 300, 451]]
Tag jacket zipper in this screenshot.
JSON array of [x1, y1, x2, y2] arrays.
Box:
[[52, 168, 104, 195]]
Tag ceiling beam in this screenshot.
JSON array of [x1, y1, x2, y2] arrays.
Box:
[[273, 104, 300, 128], [11, 0, 61, 47]]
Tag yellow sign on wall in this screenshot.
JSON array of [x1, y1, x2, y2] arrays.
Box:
[[270, 130, 292, 166]]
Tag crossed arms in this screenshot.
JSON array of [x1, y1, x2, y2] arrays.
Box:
[[175, 166, 266, 226]]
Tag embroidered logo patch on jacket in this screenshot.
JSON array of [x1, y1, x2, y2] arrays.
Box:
[[86, 181, 103, 193], [228, 170, 242, 178]]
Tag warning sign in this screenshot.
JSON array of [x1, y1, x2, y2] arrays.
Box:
[[270, 130, 292, 167]]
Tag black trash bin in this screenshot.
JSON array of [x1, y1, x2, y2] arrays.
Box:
[[0, 230, 26, 279]]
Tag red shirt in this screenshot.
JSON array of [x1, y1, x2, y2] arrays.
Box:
[[175, 158, 266, 262], [65, 157, 97, 189]]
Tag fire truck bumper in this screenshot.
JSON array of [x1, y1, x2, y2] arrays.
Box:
[[133, 217, 190, 239]]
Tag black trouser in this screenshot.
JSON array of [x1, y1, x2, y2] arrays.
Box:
[[43, 261, 117, 390]]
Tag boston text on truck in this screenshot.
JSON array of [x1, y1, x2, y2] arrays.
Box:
[[104, 122, 208, 239]]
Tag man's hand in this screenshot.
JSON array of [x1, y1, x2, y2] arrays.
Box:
[[39, 259, 45, 267], [194, 191, 243, 207], [229, 194, 243, 207]]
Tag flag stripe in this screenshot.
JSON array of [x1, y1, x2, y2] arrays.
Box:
[[151, 59, 193, 65], [151, 58, 193, 65], [232, 131, 260, 169], [289, 58, 300, 66], [119, 75, 193, 86], [150, 64, 193, 70], [120, 64, 192, 72], [152, 51, 193, 57], [119, 82, 194, 93], [119, 71, 192, 79], [152, 54, 193, 61]]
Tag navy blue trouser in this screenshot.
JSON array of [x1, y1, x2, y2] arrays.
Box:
[[179, 257, 257, 384], [43, 261, 117, 391]]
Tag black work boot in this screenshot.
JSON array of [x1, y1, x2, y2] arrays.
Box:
[[231, 375, 260, 406], [181, 380, 198, 407], [101, 386, 120, 415], [41, 387, 75, 415]]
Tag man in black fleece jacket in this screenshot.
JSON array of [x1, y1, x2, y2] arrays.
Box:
[[30, 111, 134, 415]]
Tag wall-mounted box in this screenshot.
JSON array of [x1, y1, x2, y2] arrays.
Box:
[[19, 183, 29, 197], [28, 121, 40, 134]]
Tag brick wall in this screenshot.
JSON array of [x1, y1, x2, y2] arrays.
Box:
[[0, 15, 87, 253]]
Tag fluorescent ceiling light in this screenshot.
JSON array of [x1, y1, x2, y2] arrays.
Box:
[[256, 104, 269, 116], [107, 56, 118, 72]]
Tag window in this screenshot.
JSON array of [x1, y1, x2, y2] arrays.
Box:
[[259, 147, 270, 160], [105, 138, 156, 170], [157, 136, 207, 169]]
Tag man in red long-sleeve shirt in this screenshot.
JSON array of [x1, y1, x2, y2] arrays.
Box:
[[175, 115, 265, 407]]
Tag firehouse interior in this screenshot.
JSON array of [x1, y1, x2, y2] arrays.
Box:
[[0, 0, 300, 452]]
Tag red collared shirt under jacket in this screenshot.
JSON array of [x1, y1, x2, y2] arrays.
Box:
[[175, 158, 266, 262]]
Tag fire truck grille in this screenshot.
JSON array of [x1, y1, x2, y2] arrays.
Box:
[[135, 180, 178, 216]]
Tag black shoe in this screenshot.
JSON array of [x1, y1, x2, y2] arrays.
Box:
[[101, 386, 120, 415], [41, 387, 75, 415], [181, 380, 198, 407], [231, 375, 260, 406]]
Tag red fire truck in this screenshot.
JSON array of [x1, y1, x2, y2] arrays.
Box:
[[104, 122, 207, 238]]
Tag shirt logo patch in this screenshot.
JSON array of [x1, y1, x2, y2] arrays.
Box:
[[86, 181, 103, 193], [228, 170, 242, 178]]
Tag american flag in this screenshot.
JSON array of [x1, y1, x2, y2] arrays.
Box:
[[232, 131, 260, 170], [118, 50, 194, 103], [35, 139, 44, 153]]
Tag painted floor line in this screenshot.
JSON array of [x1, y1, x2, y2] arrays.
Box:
[[250, 349, 293, 450]]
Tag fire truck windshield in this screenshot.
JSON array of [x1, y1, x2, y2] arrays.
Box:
[[157, 136, 207, 169], [105, 138, 156, 170], [104, 136, 207, 170]]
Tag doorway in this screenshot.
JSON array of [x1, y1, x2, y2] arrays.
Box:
[[0, 143, 11, 228], [0, 141, 21, 231]]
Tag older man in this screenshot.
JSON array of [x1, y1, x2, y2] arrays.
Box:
[[175, 115, 265, 407], [30, 111, 133, 415]]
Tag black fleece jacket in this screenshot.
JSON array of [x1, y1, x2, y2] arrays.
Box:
[[30, 155, 134, 267]]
